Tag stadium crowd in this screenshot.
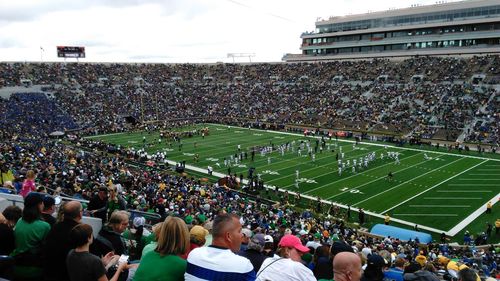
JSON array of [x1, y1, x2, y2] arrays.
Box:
[[0, 56, 499, 281], [0, 56, 499, 145]]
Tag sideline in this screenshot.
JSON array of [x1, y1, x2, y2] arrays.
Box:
[[84, 132, 127, 138], [447, 193, 499, 236]]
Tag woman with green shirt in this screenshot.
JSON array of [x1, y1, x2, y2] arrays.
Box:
[[133, 216, 189, 281], [12, 193, 51, 279]]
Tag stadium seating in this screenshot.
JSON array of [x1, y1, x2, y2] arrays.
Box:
[[0, 56, 499, 145], [0, 57, 499, 281]]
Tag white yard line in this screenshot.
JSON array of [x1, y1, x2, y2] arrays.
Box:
[[447, 193, 500, 236], [353, 158, 464, 206], [380, 160, 488, 216], [85, 132, 127, 139], [409, 205, 470, 207], [423, 197, 482, 200], [458, 179, 500, 181], [448, 184, 497, 186], [394, 214, 458, 217], [437, 190, 491, 192]]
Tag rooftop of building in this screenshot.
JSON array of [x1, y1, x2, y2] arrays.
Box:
[[316, 0, 499, 26]]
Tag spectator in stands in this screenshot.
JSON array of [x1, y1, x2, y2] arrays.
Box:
[[361, 254, 387, 281], [324, 252, 363, 281], [314, 241, 354, 280], [88, 186, 109, 222], [384, 257, 405, 281], [141, 222, 163, 259], [0, 205, 22, 255], [457, 268, 479, 281], [415, 252, 427, 268], [41, 195, 57, 226], [240, 228, 252, 251], [91, 210, 129, 257], [107, 185, 126, 219], [404, 262, 423, 276], [404, 263, 440, 281], [312, 245, 331, 279], [306, 233, 323, 250], [238, 233, 267, 272], [263, 235, 276, 257], [185, 213, 256, 280], [20, 170, 37, 198], [66, 223, 132, 281], [133, 216, 189, 281], [181, 225, 209, 259], [126, 216, 150, 261], [11, 192, 51, 279], [256, 234, 316, 281], [43, 201, 83, 281], [0, 164, 15, 187]]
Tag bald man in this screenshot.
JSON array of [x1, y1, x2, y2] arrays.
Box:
[[44, 201, 83, 281], [332, 252, 363, 281]]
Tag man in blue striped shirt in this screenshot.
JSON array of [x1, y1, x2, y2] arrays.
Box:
[[185, 213, 256, 281]]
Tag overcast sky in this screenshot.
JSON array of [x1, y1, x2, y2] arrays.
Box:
[[0, 0, 455, 63]]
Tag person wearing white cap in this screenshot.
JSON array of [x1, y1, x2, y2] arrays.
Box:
[[263, 235, 277, 258], [240, 228, 253, 251]]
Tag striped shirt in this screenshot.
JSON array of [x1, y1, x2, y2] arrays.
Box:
[[185, 245, 256, 281]]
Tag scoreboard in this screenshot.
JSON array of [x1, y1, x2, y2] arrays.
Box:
[[57, 46, 85, 58]]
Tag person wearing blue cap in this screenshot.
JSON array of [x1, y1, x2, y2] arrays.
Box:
[[238, 233, 267, 272], [361, 254, 388, 281], [41, 195, 57, 226]]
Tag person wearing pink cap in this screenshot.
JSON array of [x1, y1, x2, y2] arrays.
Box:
[[256, 234, 317, 281]]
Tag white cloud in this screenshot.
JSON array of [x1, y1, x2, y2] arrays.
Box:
[[0, 0, 457, 63]]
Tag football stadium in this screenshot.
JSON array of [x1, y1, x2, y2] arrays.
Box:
[[0, 0, 499, 281]]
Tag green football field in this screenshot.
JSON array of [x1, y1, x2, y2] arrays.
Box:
[[86, 123, 500, 236]]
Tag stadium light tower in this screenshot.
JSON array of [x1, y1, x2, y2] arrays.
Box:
[[227, 53, 256, 63]]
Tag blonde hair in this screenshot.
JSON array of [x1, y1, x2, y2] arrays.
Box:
[[152, 222, 164, 240], [26, 170, 36, 180], [108, 210, 129, 227], [156, 216, 189, 256]]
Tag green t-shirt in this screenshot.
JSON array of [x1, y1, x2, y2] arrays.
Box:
[[12, 218, 50, 256], [107, 200, 121, 217], [12, 218, 51, 278], [133, 251, 187, 281], [141, 242, 157, 259]]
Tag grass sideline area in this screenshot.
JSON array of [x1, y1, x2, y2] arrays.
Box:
[[86, 123, 500, 243]]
